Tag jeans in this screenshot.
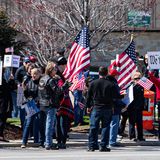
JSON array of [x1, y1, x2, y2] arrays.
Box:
[[39, 108, 56, 147], [73, 90, 84, 125], [56, 115, 70, 144], [109, 114, 120, 145], [74, 99, 84, 125], [22, 113, 39, 144], [19, 108, 25, 129], [88, 107, 112, 149], [11, 91, 19, 118]]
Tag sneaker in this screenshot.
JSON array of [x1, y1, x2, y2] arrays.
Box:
[[110, 143, 122, 147], [99, 147, 111, 152], [57, 143, 66, 149], [137, 138, 146, 142], [39, 144, 45, 148], [45, 146, 51, 150], [21, 144, 26, 148], [60, 143, 66, 149], [87, 147, 95, 152]]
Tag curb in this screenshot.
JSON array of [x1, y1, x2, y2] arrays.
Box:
[[1, 140, 160, 148]]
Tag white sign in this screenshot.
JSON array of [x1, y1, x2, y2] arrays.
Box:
[[122, 84, 134, 107], [147, 51, 160, 69], [0, 61, 2, 85], [4, 55, 20, 68]]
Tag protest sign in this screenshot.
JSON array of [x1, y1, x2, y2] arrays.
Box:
[[122, 84, 134, 106], [0, 61, 2, 85], [147, 51, 160, 69], [4, 55, 20, 68], [22, 99, 40, 118]]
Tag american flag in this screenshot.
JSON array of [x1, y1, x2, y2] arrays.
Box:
[[110, 40, 137, 90], [5, 47, 14, 53], [137, 77, 153, 90], [69, 74, 85, 92], [63, 26, 90, 81]]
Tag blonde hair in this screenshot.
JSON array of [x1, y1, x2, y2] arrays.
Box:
[[45, 62, 57, 75], [31, 68, 41, 75]]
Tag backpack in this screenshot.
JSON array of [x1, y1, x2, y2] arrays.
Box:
[[38, 75, 62, 108]]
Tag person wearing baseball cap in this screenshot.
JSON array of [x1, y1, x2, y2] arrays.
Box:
[[107, 67, 125, 147], [55, 56, 74, 149]]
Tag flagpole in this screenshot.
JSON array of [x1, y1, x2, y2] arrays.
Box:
[[131, 33, 134, 42], [130, 34, 134, 42]]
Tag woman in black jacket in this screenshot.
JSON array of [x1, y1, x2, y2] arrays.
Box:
[[128, 72, 145, 141], [21, 68, 41, 148]]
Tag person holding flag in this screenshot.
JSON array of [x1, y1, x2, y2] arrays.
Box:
[[127, 71, 145, 141], [62, 26, 90, 126], [55, 55, 74, 149]]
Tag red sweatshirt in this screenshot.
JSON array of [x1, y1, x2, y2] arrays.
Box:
[[148, 72, 160, 101]]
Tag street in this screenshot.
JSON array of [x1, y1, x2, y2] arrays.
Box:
[[0, 146, 160, 160]]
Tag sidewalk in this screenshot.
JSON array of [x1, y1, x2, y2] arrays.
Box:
[[1, 132, 160, 148]]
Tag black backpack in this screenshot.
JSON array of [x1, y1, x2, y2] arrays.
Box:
[[38, 75, 62, 108]]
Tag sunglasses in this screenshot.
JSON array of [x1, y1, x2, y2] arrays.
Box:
[[134, 77, 140, 80]]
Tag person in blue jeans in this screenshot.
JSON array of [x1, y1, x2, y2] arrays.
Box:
[[86, 66, 120, 152], [38, 62, 69, 150], [107, 68, 126, 147], [21, 68, 41, 148]]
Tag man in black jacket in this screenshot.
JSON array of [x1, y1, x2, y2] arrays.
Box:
[[86, 66, 119, 152]]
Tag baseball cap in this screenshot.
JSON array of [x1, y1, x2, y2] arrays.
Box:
[[109, 69, 120, 76], [57, 56, 67, 65], [23, 57, 31, 63]]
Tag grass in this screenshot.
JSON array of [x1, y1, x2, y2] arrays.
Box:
[[83, 115, 90, 124], [7, 118, 21, 126]]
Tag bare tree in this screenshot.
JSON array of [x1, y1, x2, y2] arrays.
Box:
[[10, 0, 154, 66]]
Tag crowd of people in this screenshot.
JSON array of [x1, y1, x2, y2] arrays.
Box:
[[0, 51, 160, 152]]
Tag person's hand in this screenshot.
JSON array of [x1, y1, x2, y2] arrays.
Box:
[[87, 107, 93, 114], [9, 73, 14, 80], [62, 80, 72, 90]]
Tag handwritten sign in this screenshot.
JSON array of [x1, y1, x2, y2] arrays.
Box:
[[147, 51, 160, 69], [4, 55, 20, 68]]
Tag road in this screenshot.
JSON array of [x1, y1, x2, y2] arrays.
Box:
[[0, 146, 160, 160]]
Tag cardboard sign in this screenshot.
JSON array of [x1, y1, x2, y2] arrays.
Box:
[[4, 55, 20, 68], [147, 51, 160, 69], [0, 61, 2, 85]]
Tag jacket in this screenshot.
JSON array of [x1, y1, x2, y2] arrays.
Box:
[[15, 65, 27, 84], [128, 84, 145, 111], [86, 77, 119, 109], [106, 75, 125, 115]]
